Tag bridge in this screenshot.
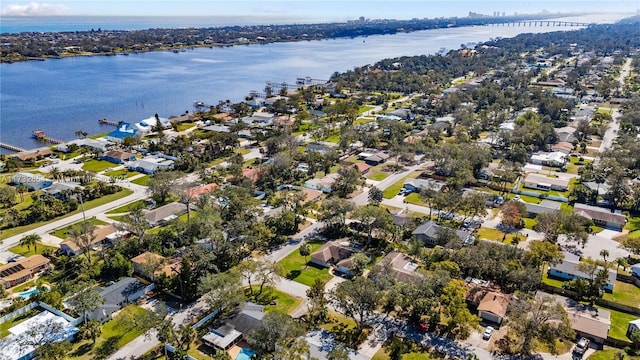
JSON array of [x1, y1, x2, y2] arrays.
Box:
[[488, 21, 592, 27], [0, 142, 27, 153]]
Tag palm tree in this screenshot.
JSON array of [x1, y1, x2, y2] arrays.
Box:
[[299, 243, 311, 268], [600, 249, 610, 263], [17, 185, 27, 202], [615, 257, 629, 272], [20, 233, 41, 253], [49, 167, 61, 181]]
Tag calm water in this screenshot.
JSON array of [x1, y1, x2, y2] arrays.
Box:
[[0, 14, 626, 152]]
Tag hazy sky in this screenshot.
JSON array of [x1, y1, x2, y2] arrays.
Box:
[[0, 0, 637, 19]]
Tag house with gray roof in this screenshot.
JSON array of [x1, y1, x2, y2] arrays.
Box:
[[548, 258, 616, 292], [403, 178, 446, 194], [412, 220, 472, 246], [126, 156, 174, 174], [523, 199, 561, 218], [86, 277, 148, 322], [202, 302, 265, 350], [143, 202, 187, 227], [573, 203, 627, 231]]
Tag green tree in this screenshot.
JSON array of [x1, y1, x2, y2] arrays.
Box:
[[330, 277, 380, 331], [199, 269, 245, 312], [327, 347, 350, 360], [525, 240, 564, 268], [299, 243, 311, 267], [68, 221, 97, 265], [19, 233, 41, 253], [146, 171, 180, 204], [101, 252, 134, 280], [368, 186, 383, 205], [78, 320, 102, 344], [319, 197, 355, 234], [600, 249, 610, 263], [0, 186, 17, 207], [306, 278, 328, 326], [439, 279, 480, 339], [67, 287, 104, 325], [332, 166, 362, 198], [33, 341, 72, 360], [273, 337, 310, 360], [247, 311, 305, 356], [352, 205, 393, 245]]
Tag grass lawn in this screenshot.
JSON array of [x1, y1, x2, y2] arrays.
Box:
[[0, 188, 133, 240], [246, 286, 303, 315], [603, 281, 640, 308], [523, 218, 537, 229], [278, 242, 333, 287], [51, 218, 107, 239], [366, 169, 390, 181], [68, 305, 153, 360], [81, 159, 116, 172], [107, 215, 129, 222], [235, 147, 250, 155], [131, 175, 150, 186], [595, 305, 637, 341], [176, 122, 196, 131], [404, 193, 426, 206], [89, 131, 110, 139], [319, 310, 357, 333], [383, 172, 418, 199], [8, 243, 58, 257], [358, 105, 375, 113], [106, 199, 147, 214], [588, 349, 640, 360], [325, 134, 340, 143], [354, 117, 374, 125], [626, 217, 640, 232], [475, 227, 519, 245], [104, 169, 140, 179]]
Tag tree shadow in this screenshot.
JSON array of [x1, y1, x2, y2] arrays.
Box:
[[70, 342, 94, 357], [286, 269, 301, 280]]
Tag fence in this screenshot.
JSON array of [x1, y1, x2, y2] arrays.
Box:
[[192, 307, 221, 330], [0, 301, 82, 326], [512, 188, 568, 202], [539, 283, 640, 315]]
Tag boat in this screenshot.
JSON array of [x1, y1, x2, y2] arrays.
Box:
[[194, 101, 205, 107]]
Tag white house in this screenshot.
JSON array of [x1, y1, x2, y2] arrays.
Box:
[[523, 173, 569, 192], [11, 172, 52, 191], [528, 151, 567, 167]]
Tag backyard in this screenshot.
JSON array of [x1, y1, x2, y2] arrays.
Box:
[[603, 281, 640, 308], [51, 218, 108, 239], [278, 241, 333, 286], [81, 159, 117, 173]]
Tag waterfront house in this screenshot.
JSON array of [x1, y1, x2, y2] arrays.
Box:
[[105, 122, 139, 143], [548, 257, 616, 292], [56, 138, 112, 153], [0, 255, 51, 289], [523, 173, 569, 192], [412, 220, 472, 247], [12, 148, 54, 162], [573, 203, 627, 231], [100, 150, 136, 164], [11, 172, 52, 191]]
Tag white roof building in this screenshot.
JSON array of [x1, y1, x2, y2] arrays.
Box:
[[4, 310, 79, 360]]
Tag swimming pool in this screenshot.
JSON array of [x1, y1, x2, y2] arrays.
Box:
[[235, 348, 254, 360], [18, 288, 40, 299]]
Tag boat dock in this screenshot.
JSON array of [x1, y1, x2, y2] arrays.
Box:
[[0, 142, 27, 152], [32, 130, 65, 144], [98, 118, 120, 126]]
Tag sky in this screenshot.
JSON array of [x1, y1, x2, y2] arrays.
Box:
[[0, 0, 637, 20]]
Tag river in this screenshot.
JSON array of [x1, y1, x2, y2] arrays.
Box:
[[0, 14, 628, 152]]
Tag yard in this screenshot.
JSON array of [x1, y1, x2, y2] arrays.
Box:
[[475, 227, 520, 245], [0, 188, 133, 240], [106, 199, 147, 214], [246, 286, 303, 315], [81, 159, 116, 172], [366, 168, 390, 181], [68, 305, 154, 360], [8, 243, 58, 257], [603, 281, 640, 308], [278, 241, 333, 287], [383, 172, 419, 199], [176, 122, 196, 131], [104, 169, 140, 179], [595, 305, 637, 341], [588, 349, 640, 360], [131, 175, 151, 186], [51, 218, 107, 239], [0, 309, 40, 337], [372, 336, 446, 360]]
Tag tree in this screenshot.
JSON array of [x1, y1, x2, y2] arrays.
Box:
[[199, 270, 245, 312], [500, 201, 525, 230], [146, 171, 180, 204], [68, 221, 97, 265], [368, 186, 383, 205], [67, 287, 104, 325], [273, 337, 310, 360], [78, 320, 102, 344], [33, 341, 72, 360], [101, 252, 134, 280], [327, 347, 350, 360], [525, 240, 564, 268], [352, 205, 393, 245], [0, 186, 17, 207], [319, 197, 355, 234], [17, 184, 27, 203], [306, 278, 328, 326], [299, 243, 311, 267], [75, 129, 88, 139], [247, 311, 304, 356], [439, 279, 479, 339], [332, 166, 362, 198], [350, 253, 370, 277], [620, 236, 640, 255], [501, 295, 574, 355], [19, 233, 41, 253], [237, 259, 284, 299], [330, 277, 380, 330], [600, 249, 610, 263]]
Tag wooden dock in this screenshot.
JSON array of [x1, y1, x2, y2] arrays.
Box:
[[0, 142, 27, 153], [32, 130, 65, 144], [99, 118, 121, 126]]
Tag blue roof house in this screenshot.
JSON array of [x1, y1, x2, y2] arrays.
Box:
[[105, 123, 139, 143]]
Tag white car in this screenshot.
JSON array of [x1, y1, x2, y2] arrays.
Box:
[[483, 326, 494, 340]]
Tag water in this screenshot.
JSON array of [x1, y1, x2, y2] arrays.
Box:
[[0, 14, 627, 152], [18, 288, 40, 299], [235, 348, 255, 360]]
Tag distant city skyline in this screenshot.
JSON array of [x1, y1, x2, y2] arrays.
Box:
[[1, 0, 637, 20]]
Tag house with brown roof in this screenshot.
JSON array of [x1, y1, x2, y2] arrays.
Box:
[[376, 252, 420, 283], [300, 188, 323, 205], [476, 292, 511, 324], [12, 148, 53, 162], [573, 203, 627, 231], [353, 162, 371, 174], [100, 150, 136, 164], [169, 113, 198, 124], [130, 251, 178, 280], [242, 168, 259, 183], [310, 240, 358, 276], [0, 255, 51, 289], [551, 142, 574, 154], [60, 224, 118, 256], [143, 202, 188, 227], [185, 183, 219, 199]]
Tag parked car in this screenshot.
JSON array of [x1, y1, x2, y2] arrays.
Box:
[[412, 322, 429, 333], [572, 337, 590, 357], [483, 326, 494, 340]]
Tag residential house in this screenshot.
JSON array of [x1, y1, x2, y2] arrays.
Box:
[[300, 188, 323, 205], [412, 220, 472, 246], [628, 319, 640, 337], [11, 148, 53, 162], [143, 202, 187, 227], [0, 255, 51, 289], [185, 183, 219, 199], [555, 126, 578, 143], [105, 122, 139, 143], [135, 115, 170, 133], [403, 178, 446, 194], [551, 142, 574, 154], [42, 182, 83, 199], [0, 161, 5, 171], [56, 138, 112, 153], [528, 151, 567, 167], [353, 162, 371, 174], [523, 200, 561, 218], [203, 124, 231, 133], [310, 240, 358, 276], [582, 182, 611, 196], [523, 173, 570, 192], [130, 251, 179, 280], [476, 292, 511, 324], [11, 172, 52, 191], [537, 291, 610, 346], [87, 277, 149, 322], [376, 252, 421, 283], [241, 112, 275, 126], [242, 168, 259, 183], [548, 257, 616, 292], [100, 150, 136, 164], [305, 173, 340, 193], [364, 152, 390, 166], [126, 156, 174, 174], [306, 143, 333, 155], [202, 302, 265, 350], [573, 203, 627, 231], [59, 224, 118, 256], [169, 113, 197, 124]]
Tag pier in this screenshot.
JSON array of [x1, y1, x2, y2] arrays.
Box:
[[0, 142, 27, 153], [98, 118, 121, 126], [488, 21, 591, 27], [32, 130, 65, 144]]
